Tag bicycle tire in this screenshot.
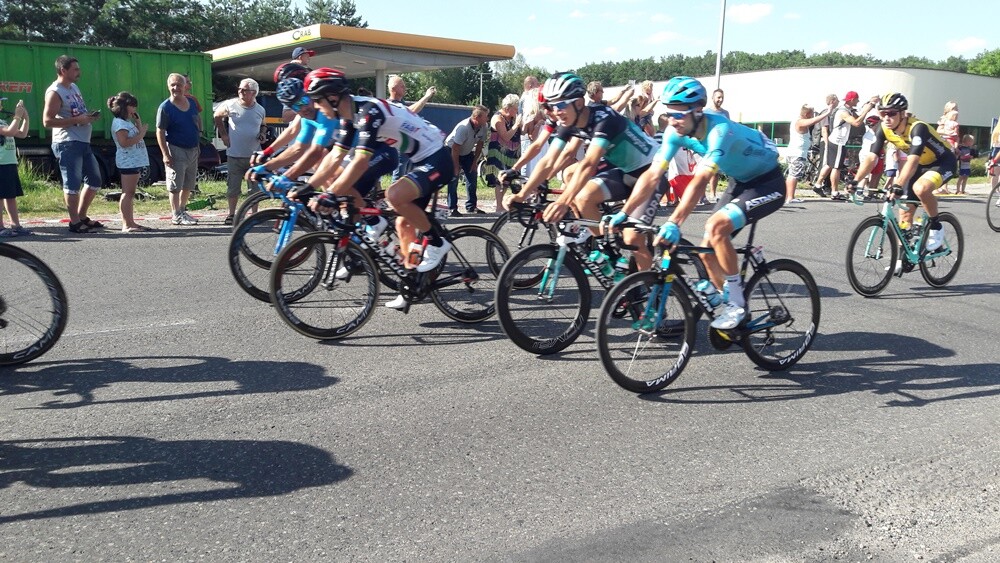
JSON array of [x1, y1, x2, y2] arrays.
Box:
[[846, 215, 897, 297], [494, 243, 591, 355], [595, 271, 696, 393], [233, 190, 285, 231], [490, 211, 553, 256], [430, 226, 509, 323], [741, 259, 820, 371], [919, 212, 963, 287], [269, 233, 379, 340], [0, 244, 69, 366], [986, 184, 1000, 232], [228, 207, 318, 302]]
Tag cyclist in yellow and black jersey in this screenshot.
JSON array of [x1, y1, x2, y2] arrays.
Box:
[[851, 92, 956, 251]]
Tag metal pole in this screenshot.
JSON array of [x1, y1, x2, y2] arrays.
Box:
[[480, 73, 484, 105], [714, 0, 726, 90]]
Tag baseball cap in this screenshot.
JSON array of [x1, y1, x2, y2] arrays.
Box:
[[844, 91, 859, 102], [292, 47, 315, 59]]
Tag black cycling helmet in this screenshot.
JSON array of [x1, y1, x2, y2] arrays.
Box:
[[540, 72, 586, 103], [878, 92, 908, 112], [273, 62, 310, 84], [276, 78, 306, 106], [304, 67, 350, 99]]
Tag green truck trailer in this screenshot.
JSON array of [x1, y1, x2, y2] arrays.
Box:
[[0, 40, 219, 186]]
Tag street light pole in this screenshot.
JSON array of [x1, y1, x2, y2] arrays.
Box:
[[714, 0, 726, 90], [479, 71, 493, 105]]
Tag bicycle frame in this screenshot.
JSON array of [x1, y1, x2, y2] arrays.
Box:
[[865, 198, 953, 267]]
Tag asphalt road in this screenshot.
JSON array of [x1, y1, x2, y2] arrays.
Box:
[[1, 195, 998, 561]]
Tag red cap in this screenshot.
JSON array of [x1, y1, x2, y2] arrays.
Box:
[[844, 91, 859, 101]]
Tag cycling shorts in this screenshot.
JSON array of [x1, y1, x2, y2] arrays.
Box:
[[404, 146, 455, 209], [714, 166, 785, 232], [593, 161, 646, 202], [895, 151, 957, 199], [349, 144, 399, 197]]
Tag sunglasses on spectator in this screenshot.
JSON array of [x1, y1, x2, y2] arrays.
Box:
[[663, 107, 697, 119], [879, 110, 901, 118], [238, 88, 254, 93]]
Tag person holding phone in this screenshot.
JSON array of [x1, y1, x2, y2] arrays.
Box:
[[109, 91, 151, 232], [42, 55, 105, 234], [0, 98, 31, 236]]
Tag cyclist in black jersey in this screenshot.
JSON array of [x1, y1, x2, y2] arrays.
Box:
[[850, 93, 956, 251]]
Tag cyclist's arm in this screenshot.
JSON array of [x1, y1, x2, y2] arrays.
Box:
[[667, 167, 714, 228], [328, 149, 372, 195], [510, 134, 575, 203], [305, 146, 351, 189], [621, 162, 668, 217], [511, 127, 553, 170], [546, 138, 606, 219]]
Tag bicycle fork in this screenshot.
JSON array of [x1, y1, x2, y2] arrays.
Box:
[[536, 245, 570, 301]]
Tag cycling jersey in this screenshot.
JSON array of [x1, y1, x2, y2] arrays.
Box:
[[652, 112, 779, 182], [872, 117, 952, 167], [550, 104, 656, 174], [354, 98, 446, 162], [294, 110, 340, 148]]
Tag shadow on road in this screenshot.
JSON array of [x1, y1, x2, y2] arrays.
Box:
[[0, 355, 336, 409], [0, 435, 351, 524], [640, 331, 1000, 407]]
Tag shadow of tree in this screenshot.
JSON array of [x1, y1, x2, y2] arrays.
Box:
[[0, 435, 351, 523], [0, 355, 336, 409]]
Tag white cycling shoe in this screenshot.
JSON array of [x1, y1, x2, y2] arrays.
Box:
[[364, 216, 389, 239], [711, 302, 747, 330], [556, 228, 591, 247], [925, 227, 944, 251], [385, 294, 407, 310], [416, 239, 452, 272]]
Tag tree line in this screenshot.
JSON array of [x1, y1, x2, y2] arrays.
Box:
[[3, 0, 998, 109]]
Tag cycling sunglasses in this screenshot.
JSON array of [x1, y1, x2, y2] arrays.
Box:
[[879, 110, 901, 118], [663, 107, 697, 120], [290, 95, 310, 112], [551, 99, 579, 110]]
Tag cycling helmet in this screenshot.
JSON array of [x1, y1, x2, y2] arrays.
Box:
[[276, 78, 305, 106], [273, 62, 310, 83], [304, 67, 350, 99], [659, 76, 707, 107], [878, 92, 908, 112], [541, 72, 586, 102], [864, 115, 881, 126]]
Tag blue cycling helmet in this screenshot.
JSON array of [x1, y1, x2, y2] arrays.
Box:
[[660, 76, 707, 107], [276, 78, 305, 106]]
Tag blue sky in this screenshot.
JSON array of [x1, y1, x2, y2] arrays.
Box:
[[323, 1, 998, 73]]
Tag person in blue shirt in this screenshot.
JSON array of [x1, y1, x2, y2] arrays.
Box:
[[612, 76, 785, 330]]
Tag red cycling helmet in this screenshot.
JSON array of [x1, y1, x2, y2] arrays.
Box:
[[273, 62, 310, 84], [304, 67, 350, 99]]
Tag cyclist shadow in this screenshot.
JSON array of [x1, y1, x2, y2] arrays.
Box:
[[640, 331, 1000, 407], [873, 282, 1000, 298], [315, 318, 506, 348], [0, 435, 351, 524], [0, 355, 336, 409]]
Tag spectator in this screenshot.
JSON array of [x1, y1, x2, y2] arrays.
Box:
[[108, 91, 151, 232], [42, 55, 104, 234], [856, 115, 884, 197], [783, 102, 833, 204], [954, 134, 977, 195], [182, 74, 202, 113], [586, 81, 605, 105], [813, 91, 877, 200], [483, 94, 522, 212], [703, 88, 730, 203], [444, 105, 489, 216], [156, 72, 202, 226], [214, 78, 266, 224], [988, 122, 1000, 191], [936, 101, 959, 150], [519, 87, 547, 178], [387, 74, 436, 181], [518, 76, 541, 178], [0, 97, 31, 236], [291, 47, 315, 66]]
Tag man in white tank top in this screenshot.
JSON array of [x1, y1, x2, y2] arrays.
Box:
[[813, 91, 877, 200]]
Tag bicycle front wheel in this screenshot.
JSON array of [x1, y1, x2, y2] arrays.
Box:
[[919, 212, 963, 287], [0, 244, 69, 366], [233, 190, 286, 230], [742, 259, 820, 371], [846, 215, 897, 297], [495, 243, 591, 355], [490, 210, 552, 256], [987, 184, 1000, 232], [228, 207, 317, 302], [596, 272, 695, 393], [269, 233, 379, 340], [430, 226, 509, 323]]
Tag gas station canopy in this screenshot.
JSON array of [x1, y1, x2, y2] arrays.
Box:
[[208, 24, 515, 97]]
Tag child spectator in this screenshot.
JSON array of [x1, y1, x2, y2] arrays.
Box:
[[108, 91, 152, 232], [0, 97, 31, 236], [954, 134, 978, 195]]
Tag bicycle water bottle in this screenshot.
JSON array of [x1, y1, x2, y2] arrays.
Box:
[[695, 279, 724, 309], [406, 239, 425, 268], [613, 256, 630, 282], [588, 250, 614, 278]]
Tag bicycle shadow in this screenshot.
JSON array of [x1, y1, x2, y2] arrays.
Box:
[[639, 331, 1000, 407], [0, 435, 351, 524], [871, 282, 1000, 299], [0, 355, 336, 409], [314, 318, 506, 348]]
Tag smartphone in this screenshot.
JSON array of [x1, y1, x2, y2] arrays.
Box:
[[89, 110, 101, 118]]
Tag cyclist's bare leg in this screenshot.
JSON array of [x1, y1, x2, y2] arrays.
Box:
[[701, 212, 737, 289], [386, 179, 430, 260], [572, 181, 606, 235], [624, 228, 651, 271], [912, 176, 939, 217]]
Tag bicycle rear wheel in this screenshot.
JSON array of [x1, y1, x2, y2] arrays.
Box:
[[741, 259, 820, 371], [0, 244, 69, 366], [490, 209, 553, 255], [987, 184, 1000, 232], [919, 212, 963, 287], [430, 226, 509, 323], [596, 271, 695, 393], [269, 233, 379, 340], [495, 243, 591, 355], [233, 190, 286, 230], [846, 215, 897, 297], [228, 207, 317, 302]]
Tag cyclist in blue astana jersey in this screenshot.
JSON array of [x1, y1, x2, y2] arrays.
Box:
[[625, 76, 785, 330], [514, 73, 660, 241]]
